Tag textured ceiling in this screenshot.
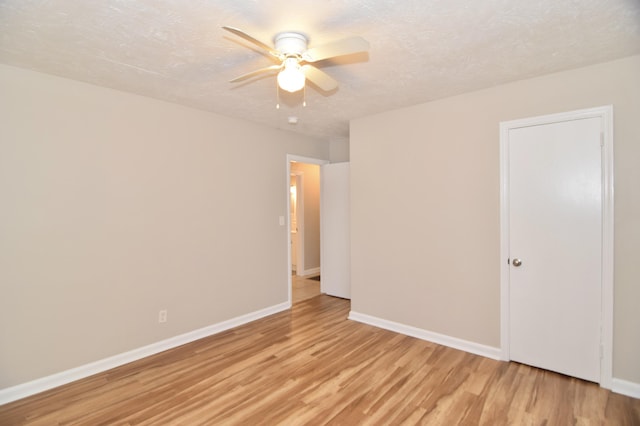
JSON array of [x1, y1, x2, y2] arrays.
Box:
[[1, 0, 639, 141]]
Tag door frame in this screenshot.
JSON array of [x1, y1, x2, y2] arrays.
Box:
[[499, 105, 614, 388], [290, 171, 303, 274], [286, 154, 329, 305]]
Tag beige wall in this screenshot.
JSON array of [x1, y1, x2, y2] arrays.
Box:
[[290, 162, 321, 273], [0, 64, 328, 388], [329, 137, 350, 162], [350, 55, 640, 383]]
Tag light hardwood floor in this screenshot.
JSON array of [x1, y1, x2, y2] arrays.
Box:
[[1, 293, 638, 425], [292, 273, 321, 303]]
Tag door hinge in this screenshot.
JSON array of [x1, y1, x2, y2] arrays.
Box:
[[600, 132, 604, 147]]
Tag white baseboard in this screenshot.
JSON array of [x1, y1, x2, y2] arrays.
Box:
[[611, 378, 640, 399], [4, 305, 634, 406], [297, 267, 320, 277], [348, 312, 639, 399], [0, 301, 291, 406], [348, 310, 502, 360]]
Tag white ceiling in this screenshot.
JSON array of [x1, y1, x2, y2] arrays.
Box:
[[1, 0, 639, 141]]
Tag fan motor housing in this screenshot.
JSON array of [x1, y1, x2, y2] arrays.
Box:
[[274, 32, 308, 56]]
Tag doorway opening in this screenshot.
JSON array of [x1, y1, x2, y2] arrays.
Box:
[[286, 155, 327, 304]]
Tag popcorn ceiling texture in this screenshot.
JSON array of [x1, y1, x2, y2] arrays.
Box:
[[0, 0, 639, 139]]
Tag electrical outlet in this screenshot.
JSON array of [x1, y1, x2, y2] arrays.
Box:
[[158, 309, 167, 323]]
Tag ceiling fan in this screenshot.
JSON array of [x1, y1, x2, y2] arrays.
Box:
[[222, 26, 369, 93]]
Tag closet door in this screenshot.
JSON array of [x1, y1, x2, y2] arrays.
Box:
[[507, 116, 602, 382]]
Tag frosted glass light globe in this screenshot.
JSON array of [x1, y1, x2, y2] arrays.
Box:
[[277, 60, 305, 93]]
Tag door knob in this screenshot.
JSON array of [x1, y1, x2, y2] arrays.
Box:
[[512, 258, 522, 267]]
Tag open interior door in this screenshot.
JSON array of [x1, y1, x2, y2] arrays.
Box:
[[320, 162, 350, 299]]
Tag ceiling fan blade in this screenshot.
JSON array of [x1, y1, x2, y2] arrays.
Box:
[[301, 65, 338, 91], [222, 26, 280, 58], [302, 36, 369, 62], [229, 65, 281, 83]]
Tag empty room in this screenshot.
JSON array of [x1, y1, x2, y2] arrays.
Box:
[[1, 1, 639, 424]]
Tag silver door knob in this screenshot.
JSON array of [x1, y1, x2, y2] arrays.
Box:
[[512, 258, 522, 267]]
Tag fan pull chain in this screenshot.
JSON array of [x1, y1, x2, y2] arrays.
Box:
[[303, 84, 307, 107], [276, 81, 280, 109]]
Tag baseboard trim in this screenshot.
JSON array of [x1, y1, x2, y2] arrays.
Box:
[[611, 378, 640, 399], [348, 312, 639, 399], [0, 301, 291, 406], [348, 310, 502, 361], [5, 305, 632, 406], [297, 267, 320, 277]]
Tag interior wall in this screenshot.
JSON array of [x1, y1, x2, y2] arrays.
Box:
[[329, 136, 350, 162], [290, 162, 321, 273], [0, 64, 328, 389], [350, 55, 640, 384]]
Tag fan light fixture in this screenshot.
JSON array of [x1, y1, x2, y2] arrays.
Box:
[[223, 26, 370, 99], [277, 58, 305, 93]]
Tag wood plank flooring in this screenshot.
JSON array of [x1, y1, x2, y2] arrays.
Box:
[[291, 274, 320, 303], [1, 294, 638, 425]]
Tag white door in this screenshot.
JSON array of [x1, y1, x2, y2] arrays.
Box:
[[508, 116, 603, 382], [290, 175, 299, 272], [320, 162, 350, 299]]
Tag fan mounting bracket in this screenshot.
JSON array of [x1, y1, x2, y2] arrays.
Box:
[[274, 32, 308, 57]]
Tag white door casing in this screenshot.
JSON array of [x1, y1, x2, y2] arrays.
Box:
[[499, 106, 614, 387], [286, 155, 328, 305], [290, 172, 302, 274]]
